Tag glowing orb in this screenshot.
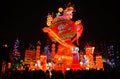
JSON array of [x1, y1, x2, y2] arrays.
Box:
[[58, 7, 63, 12]]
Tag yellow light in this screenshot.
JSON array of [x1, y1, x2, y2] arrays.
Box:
[[75, 21, 79, 25], [47, 17, 53, 21], [58, 7, 63, 13], [62, 56, 64, 59], [47, 22, 51, 26], [69, 6, 74, 11]]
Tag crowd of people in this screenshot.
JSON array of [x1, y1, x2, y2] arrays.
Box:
[[0, 67, 119, 79]]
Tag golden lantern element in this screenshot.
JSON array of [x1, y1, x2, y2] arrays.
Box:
[[58, 7, 63, 13], [46, 14, 53, 26]]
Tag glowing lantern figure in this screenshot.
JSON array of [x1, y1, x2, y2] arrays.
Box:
[[79, 51, 84, 65], [40, 54, 47, 72], [70, 47, 81, 70], [8, 63, 11, 69], [36, 60, 42, 70], [29, 61, 34, 70], [95, 55, 104, 70], [46, 14, 53, 26], [72, 47, 79, 62], [85, 46, 95, 69], [43, 3, 83, 70]]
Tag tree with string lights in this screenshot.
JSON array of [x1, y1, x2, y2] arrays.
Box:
[[12, 38, 22, 70]]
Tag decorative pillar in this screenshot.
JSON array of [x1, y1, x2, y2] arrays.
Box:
[[40, 54, 47, 72], [79, 51, 84, 65], [85, 46, 95, 69], [36, 41, 41, 61]]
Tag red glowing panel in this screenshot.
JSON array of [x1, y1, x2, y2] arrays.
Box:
[[48, 21, 82, 40]]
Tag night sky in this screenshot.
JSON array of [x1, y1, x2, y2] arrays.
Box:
[[0, 0, 119, 52]]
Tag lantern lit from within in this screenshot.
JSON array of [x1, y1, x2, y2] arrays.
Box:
[[58, 7, 63, 13]]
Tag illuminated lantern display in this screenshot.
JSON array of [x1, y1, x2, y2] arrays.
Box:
[[42, 3, 104, 71], [85, 46, 95, 69], [46, 14, 53, 26], [40, 54, 47, 72], [70, 47, 81, 70], [72, 47, 79, 62], [29, 61, 34, 70], [35, 60, 42, 70], [24, 50, 35, 64], [79, 51, 86, 70], [8, 62, 11, 69], [79, 51, 84, 64], [43, 3, 83, 71], [36, 41, 41, 61], [95, 55, 104, 70], [12, 38, 22, 69]]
